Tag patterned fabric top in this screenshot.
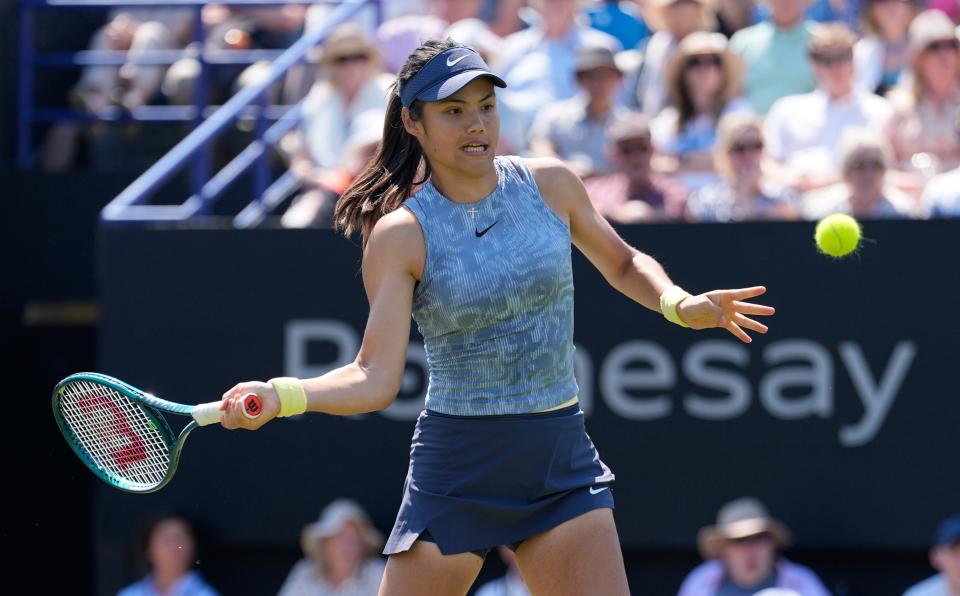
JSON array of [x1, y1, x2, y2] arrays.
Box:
[[402, 156, 579, 416]]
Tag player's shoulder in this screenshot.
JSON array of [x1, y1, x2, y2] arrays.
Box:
[[365, 207, 425, 266], [524, 156, 579, 184]]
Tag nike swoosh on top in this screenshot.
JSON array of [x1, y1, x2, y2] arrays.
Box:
[[475, 221, 498, 237], [589, 486, 609, 495], [446, 53, 470, 67]]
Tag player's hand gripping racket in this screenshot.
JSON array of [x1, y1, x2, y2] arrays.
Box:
[[52, 372, 262, 493]]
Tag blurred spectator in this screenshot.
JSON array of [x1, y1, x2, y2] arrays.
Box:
[[904, 514, 960, 596], [652, 31, 751, 192], [921, 109, 960, 217], [730, 0, 816, 113], [305, 0, 427, 44], [164, 2, 307, 106], [764, 23, 892, 192], [800, 128, 916, 218], [494, 0, 620, 152], [687, 113, 799, 221], [118, 515, 218, 596], [854, 0, 918, 96], [806, 0, 861, 30], [584, 113, 688, 221], [41, 8, 193, 170], [278, 499, 385, 596], [374, 0, 484, 74], [528, 44, 628, 177], [710, 0, 769, 37], [281, 26, 391, 229], [583, 0, 652, 50], [474, 546, 532, 596], [886, 10, 960, 186], [678, 497, 830, 596], [71, 9, 193, 113], [634, 0, 713, 116]]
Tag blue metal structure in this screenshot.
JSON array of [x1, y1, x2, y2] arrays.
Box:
[[19, 0, 380, 226]]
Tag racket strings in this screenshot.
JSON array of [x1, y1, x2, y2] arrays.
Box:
[[59, 380, 171, 488]]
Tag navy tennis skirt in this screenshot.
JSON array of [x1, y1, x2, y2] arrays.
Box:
[[383, 404, 615, 557]]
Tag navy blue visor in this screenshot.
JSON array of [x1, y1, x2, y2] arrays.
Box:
[[399, 47, 507, 108]]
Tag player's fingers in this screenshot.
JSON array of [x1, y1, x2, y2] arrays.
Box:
[[732, 301, 775, 316], [733, 312, 768, 334], [725, 320, 752, 343], [221, 383, 243, 401], [727, 286, 767, 300]]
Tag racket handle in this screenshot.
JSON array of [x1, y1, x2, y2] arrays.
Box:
[[192, 393, 263, 426]]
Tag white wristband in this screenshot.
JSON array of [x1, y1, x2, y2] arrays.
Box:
[[660, 285, 691, 328]]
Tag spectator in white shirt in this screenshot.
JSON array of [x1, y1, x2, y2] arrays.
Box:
[[904, 514, 960, 596], [853, 0, 919, 96], [764, 23, 893, 193]]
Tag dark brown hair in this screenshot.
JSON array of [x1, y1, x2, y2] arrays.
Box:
[[335, 38, 464, 242]]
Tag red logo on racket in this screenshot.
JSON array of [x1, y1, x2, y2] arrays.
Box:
[[77, 393, 147, 469]]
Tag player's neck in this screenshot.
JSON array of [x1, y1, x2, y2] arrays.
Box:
[[430, 163, 499, 204]]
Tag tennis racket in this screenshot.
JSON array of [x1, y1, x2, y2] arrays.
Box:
[[52, 372, 262, 494]]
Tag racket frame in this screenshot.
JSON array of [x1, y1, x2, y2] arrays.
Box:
[[52, 372, 207, 493]]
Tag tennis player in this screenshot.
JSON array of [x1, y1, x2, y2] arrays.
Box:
[[219, 40, 774, 596]]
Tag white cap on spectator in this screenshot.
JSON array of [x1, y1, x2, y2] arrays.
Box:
[[301, 499, 383, 566], [908, 9, 959, 59]]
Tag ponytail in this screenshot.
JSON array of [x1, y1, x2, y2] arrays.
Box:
[[335, 87, 428, 242], [335, 38, 464, 244]]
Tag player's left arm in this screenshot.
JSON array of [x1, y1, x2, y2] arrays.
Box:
[[527, 157, 774, 343]]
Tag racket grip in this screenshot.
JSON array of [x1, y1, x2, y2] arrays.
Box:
[[192, 393, 263, 426]]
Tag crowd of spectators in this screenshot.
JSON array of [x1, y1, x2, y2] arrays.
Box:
[[115, 503, 960, 595], [44, 0, 960, 224]]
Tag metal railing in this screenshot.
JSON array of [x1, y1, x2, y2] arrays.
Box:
[[19, 0, 380, 226]]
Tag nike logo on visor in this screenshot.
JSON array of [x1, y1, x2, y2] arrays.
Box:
[[446, 53, 470, 66], [475, 221, 498, 237]]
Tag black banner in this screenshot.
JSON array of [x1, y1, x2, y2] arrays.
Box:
[[96, 221, 959, 591]]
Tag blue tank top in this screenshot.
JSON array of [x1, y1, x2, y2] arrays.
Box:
[[402, 156, 579, 416]]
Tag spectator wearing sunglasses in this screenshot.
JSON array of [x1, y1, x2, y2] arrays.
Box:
[[583, 113, 688, 222], [801, 128, 916, 219], [281, 25, 393, 228], [652, 32, 752, 194], [886, 10, 960, 190], [687, 113, 798, 222], [764, 23, 893, 193], [678, 497, 829, 596]]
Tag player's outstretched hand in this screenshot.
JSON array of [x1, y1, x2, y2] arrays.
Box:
[[676, 286, 775, 343], [219, 381, 281, 430]]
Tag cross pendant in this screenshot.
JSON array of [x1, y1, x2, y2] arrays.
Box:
[[467, 207, 479, 220]]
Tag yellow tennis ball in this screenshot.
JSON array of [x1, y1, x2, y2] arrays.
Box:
[[815, 213, 861, 257]]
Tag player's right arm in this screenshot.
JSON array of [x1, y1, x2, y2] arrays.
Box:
[[220, 208, 423, 429]]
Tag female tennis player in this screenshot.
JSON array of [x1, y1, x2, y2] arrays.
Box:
[[219, 39, 774, 596]]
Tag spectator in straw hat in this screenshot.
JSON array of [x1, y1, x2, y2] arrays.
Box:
[[886, 9, 960, 188], [528, 44, 630, 177], [677, 497, 829, 596], [652, 31, 752, 193], [903, 514, 960, 596], [729, 0, 817, 113], [278, 499, 385, 596], [281, 25, 392, 228], [633, 0, 714, 116]]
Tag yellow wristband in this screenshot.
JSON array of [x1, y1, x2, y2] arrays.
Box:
[[660, 285, 691, 328], [269, 377, 307, 417]]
